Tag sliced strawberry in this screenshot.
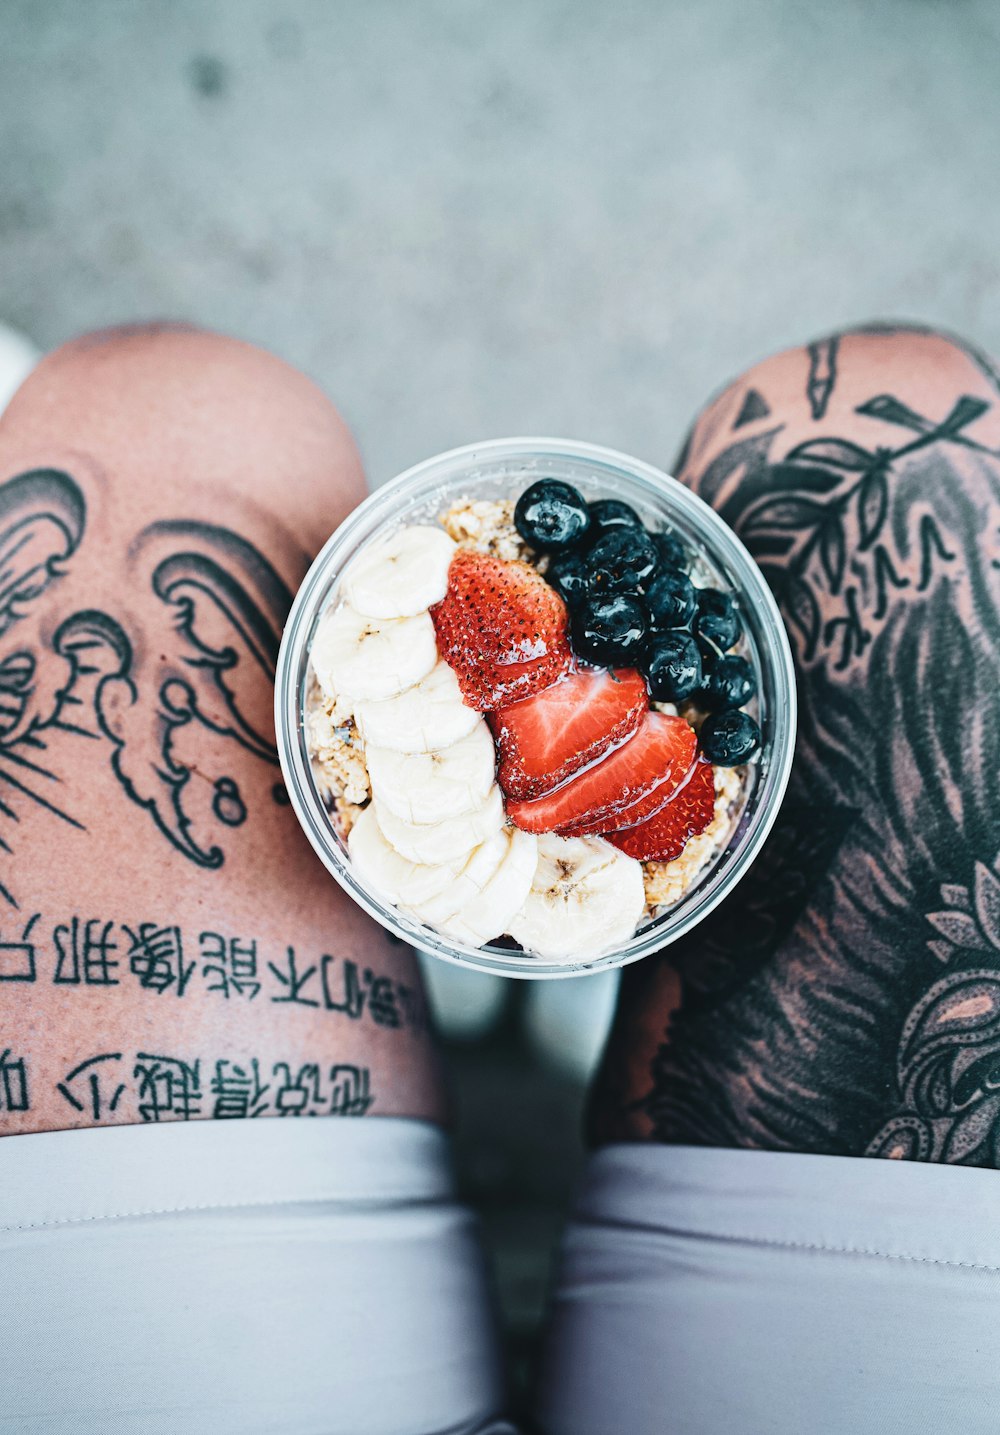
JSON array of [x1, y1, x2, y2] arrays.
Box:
[[490, 668, 648, 802], [431, 550, 572, 711], [506, 711, 696, 835], [561, 749, 698, 836], [608, 759, 716, 861]]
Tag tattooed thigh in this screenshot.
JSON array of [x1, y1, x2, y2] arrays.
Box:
[[595, 323, 1000, 1164], [0, 327, 442, 1135]]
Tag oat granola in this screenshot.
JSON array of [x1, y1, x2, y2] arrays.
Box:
[[305, 685, 370, 834], [642, 764, 744, 911], [441, 497, 534, 563]]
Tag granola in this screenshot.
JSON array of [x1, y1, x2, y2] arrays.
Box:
[[441, 496, 533, 563], [642, 764, 744, 911]]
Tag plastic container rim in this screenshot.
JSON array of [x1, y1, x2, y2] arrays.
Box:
[[275, 436, 797, 980]]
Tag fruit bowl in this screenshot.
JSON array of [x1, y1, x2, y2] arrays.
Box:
[[275, 438, 796, 979]]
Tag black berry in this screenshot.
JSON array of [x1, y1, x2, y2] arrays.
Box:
[[646, 570, 697, 629], [701, 655, 756, 712], [514, 479, 591, 552], [546, 549, 591, 607], [700, 710, 761, 765], [694, 588, 741, 658], [572, 594, 649, 666], [642, 631, 702, 702], [587, 528, 658, 594], [653, 529, 688, 570], [588, 498, 643, 538]]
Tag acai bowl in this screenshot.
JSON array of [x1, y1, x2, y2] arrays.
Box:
[[275, 438, 796, 978]]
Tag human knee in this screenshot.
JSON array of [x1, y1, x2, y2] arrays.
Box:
[[679, 322, 1000, 491], [1, 323, 366, 550]]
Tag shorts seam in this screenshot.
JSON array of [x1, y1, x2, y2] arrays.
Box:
[[581, 1216, 1000, 1274], [0, 1191, 438, 1235]]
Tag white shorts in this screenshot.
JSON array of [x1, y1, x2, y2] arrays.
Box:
[[536, 1144, 1000, 1435], [6, 1122, 1000, 1434], [0, 1118, 513, 1435]]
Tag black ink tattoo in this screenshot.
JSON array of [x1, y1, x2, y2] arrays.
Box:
[[272, 1061, 325, 1116], [53, 917, 119, 986], [0, 914, 38, 981], [605, 325, 1000, 1163], [212, 776, 246, 826], [210, 1058, 270, 1118], [733, 388, 771, 429], [1, 909, 424, 1030], [806, 335, 839, 419], [0, 474, 293, 906], [5, 1046, 375, 1125], [329, 1064, 373, 1116], [200, 931, 260, 1000], [0, 1047, 30, 1113], [57, 1053, 126, 1121], [133, 1052, 203, 1122], [268, 948, 320, 1007], [124, 923, 195, 996]]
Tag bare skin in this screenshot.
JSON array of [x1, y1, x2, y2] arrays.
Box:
[[593, 324, 1000, 1165], [0, 324, 444, 1134]]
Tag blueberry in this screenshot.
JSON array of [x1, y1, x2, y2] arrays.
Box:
[[694, 588, 741, 658], [587, 528, 658, 594], [514, 479, 591, 552], [652, 528, 688, 571], [646, 570, 697, 629], [642, 631, 702, 702], [699, 710, 761, 765], [701, 655, 756, 712], [588, 498, 643, 538], [571, 594, 649, 666], [546, 549, 591, 607]]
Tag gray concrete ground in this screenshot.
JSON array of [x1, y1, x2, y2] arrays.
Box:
[[3, 0, 999, 1411], [3, 1, 1000, 486]]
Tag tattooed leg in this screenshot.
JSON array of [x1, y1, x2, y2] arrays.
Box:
[[0, 325, 444, 1134], [592, 323, 1000, 1164]]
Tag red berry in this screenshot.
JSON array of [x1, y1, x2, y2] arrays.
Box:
[[608, 760, 716, 862], [490, 667, 648, 802], [431, 551, 572, 711], [506, 712, 696, 835]]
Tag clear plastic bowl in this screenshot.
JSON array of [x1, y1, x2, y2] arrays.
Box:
[[275, 438, 796, 979]]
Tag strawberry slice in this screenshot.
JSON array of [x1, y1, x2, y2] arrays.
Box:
[[608, 760, 716, 861], [490, 668, 648, 802], [506, 711, 696, 835], [560, 749, 698, 836], [431, 551, 572, 711]]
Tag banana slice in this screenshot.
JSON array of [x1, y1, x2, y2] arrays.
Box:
[[347, 804, 466, 908], [509, 832, 645, 962], [439, 827, 539, 946], [311, 602, 437, 703], [366, 721, 496, 825], [342, 524, 457, 618], [375, 784, 505, 865], [354, 659, 479, 754], [405, 828, 511, 926]]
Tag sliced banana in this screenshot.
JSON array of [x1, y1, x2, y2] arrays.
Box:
[[405, 828, 511, 926], [439, 827, 539, 946], [354, 659, 479, 754], [342, 524, 457, 618], [311, 602, 437, 703], [509, 832, 645, 962], [375, 784, 505, 866], [347, 804, 466, 908], [366, 721, 496, 825]]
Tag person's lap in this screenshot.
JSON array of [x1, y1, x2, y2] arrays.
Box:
[[539, 323, 1000, 1433], [0, 326, 506, 1435], [3, 320, 998, 1434]]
